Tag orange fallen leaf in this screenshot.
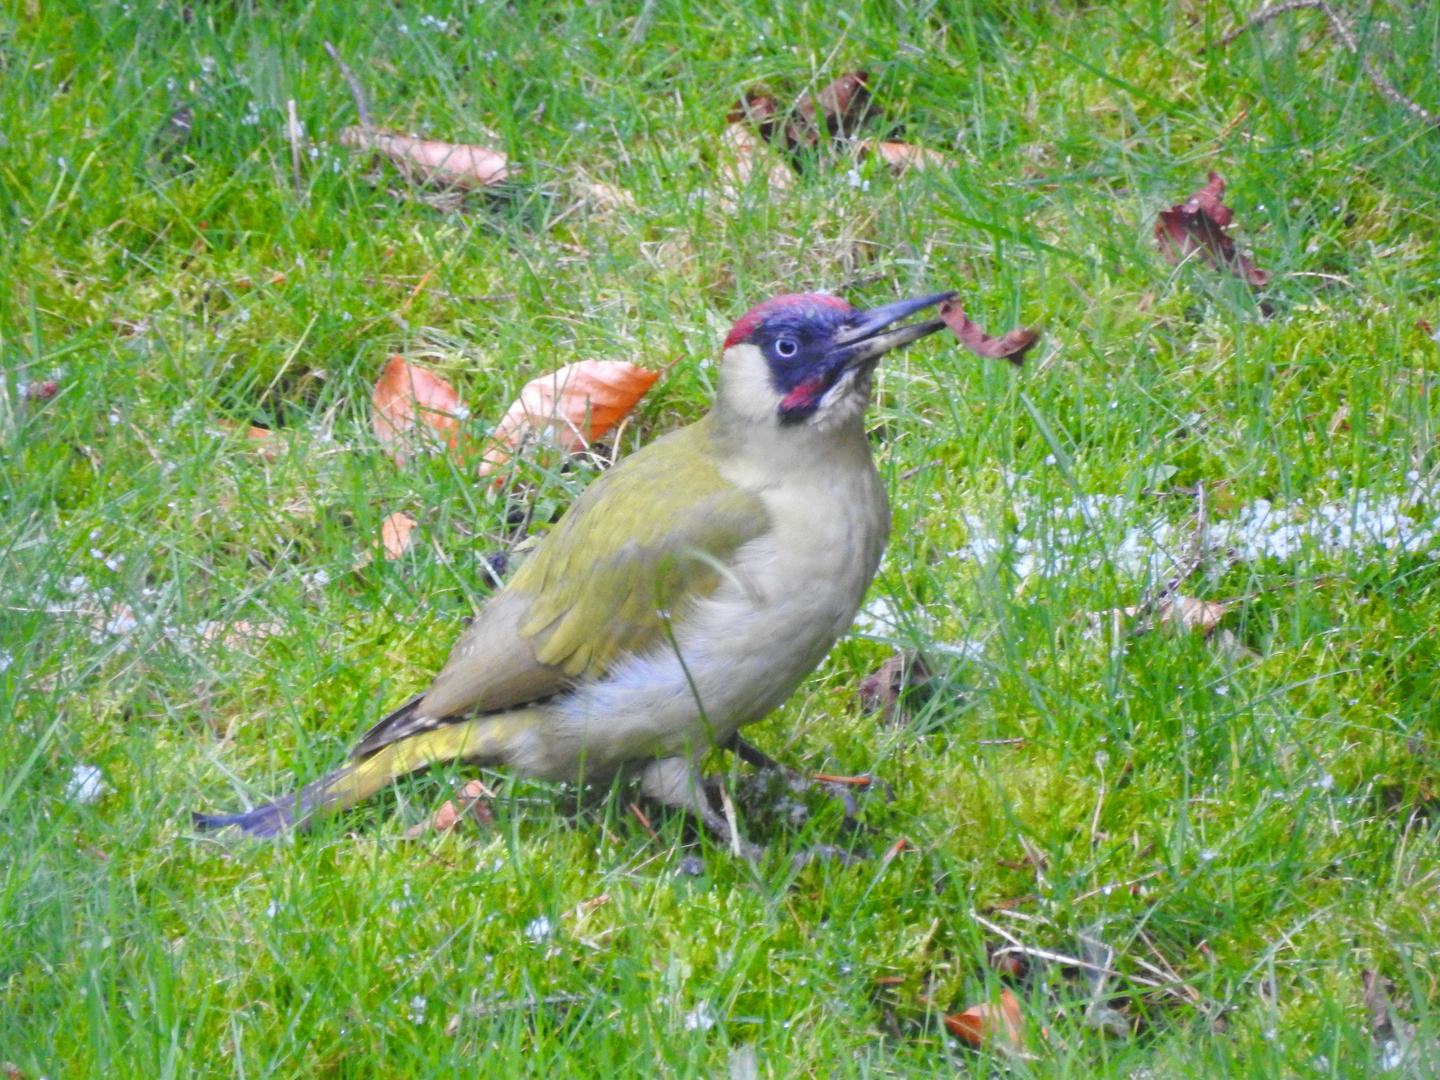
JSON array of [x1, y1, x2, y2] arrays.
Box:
[[339, 127, 510, 189], [380, 512, 418, 560], [478, 361, 661, 477], [372, 355, 467, 466], [939, 301, 1039, 367], [404, 779, 494, 837], [943, 988, 1026, 1051], [216, 418, 281, 462]]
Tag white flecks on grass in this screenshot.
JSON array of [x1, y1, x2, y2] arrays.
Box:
[[682, 1001, 719, 1032], [951, 479, 1440, 583], [525, 914, 554, 942], [66, 764, 108, 804], [408, 995, 428, 1024]]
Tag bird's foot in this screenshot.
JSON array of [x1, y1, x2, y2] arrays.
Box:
[[725, 735, 893, 826]]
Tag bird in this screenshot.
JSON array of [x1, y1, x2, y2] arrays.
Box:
[[194, 288, 957, 843]]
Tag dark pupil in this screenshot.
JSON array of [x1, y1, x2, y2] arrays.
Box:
[[776, 338, 798, 357]]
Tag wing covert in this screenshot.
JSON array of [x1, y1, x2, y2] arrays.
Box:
[[510, 418, 770, 677]]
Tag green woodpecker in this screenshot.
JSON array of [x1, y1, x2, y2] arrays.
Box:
[[195, 289, 956, 839]]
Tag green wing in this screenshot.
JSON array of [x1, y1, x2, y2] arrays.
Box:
[[511, 415, 770, 677]]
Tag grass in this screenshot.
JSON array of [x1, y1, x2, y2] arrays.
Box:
[[3, 0, 1440, 1075]]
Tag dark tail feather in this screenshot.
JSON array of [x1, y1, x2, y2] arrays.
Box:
[[192, 801, 301, 837], [349, 692, 434, 759], [192, 766, 356, 837], [194, 695, 430, 837]]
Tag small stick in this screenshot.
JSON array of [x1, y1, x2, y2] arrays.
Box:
[[717, 780, 744, 859], [1205, 1, 1438, 126], [286, 98, 303, 196], [1203, 0, 1324, 50], [812, 772, 873, 787], [324, 41, 373, 130], [627, 801, 658, 839], [1129, 481, 1208, 636]]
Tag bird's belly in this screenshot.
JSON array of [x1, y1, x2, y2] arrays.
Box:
[[522, 475, 887, 780]]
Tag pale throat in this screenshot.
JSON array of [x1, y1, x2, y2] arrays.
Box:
[[715, 343, 875, 433]]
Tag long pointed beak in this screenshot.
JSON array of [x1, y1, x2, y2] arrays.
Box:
[[831, 290, 957, 369]]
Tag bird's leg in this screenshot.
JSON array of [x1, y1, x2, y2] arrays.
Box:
[[637, 756, 760, 860]]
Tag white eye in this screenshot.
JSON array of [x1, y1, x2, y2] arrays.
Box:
[[775, 337, 799, 358]]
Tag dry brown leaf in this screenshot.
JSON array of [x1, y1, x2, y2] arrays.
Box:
[[857, 649, 932, 723], [718, 121, 796, 201], [1125, 596, 1228, 633], [789, 70, 873, 146], [1209, 628, 1260, 662], [338, 127, 510, 189], [1363, 968, 1419, 1057], [727, 93, 781, 139], [943, 988, 1026, 1051], [1155, 170, 1269, 287], [372, 355, 467, 466], [572, 176, 638, 212], [940, 301, 1040, 366], [860, 139, 953, 174], [404, 779, 493, 838], [810, 71, 872, 135], [24, 379, 58, 402], [478, 361, 661, 477], [216, 418, 281, 462], [568, 894, 611, 918], [380, 512, 418, 560]]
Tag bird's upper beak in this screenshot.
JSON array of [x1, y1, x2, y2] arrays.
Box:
[[830, 290, 958, 370]]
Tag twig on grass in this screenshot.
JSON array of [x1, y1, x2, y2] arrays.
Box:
[[323, 41, 373, 130], [286, 98, 304, 197], [1206, 1, 1438, 126], [1129, 481, 1208, 636]]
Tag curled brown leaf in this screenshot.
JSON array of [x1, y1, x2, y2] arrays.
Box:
[[796, 70, 872, 141], [1124, 595, 1229, 634], [1155, 170, 1269, 287], [939, 302, 1039, 366]]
